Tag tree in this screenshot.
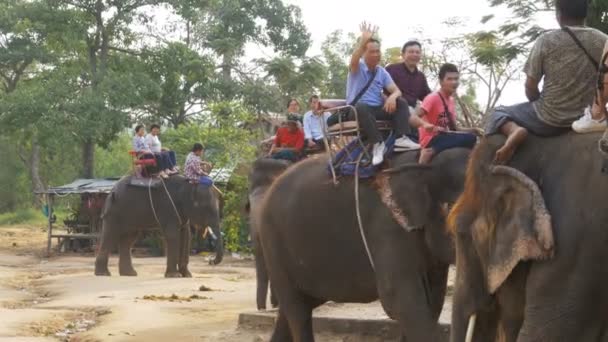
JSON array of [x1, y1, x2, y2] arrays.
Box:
[[0, 0, 61, 196], [140, 42, 215, 127], [319, 30, 356, 99], [482, 0, 608, 51], [187, 0, 311, 101], [43, 0, 163, 178]]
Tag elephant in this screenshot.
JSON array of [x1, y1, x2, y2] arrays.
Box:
[[258, 148, 472, 342], [448, 132, 608, 342], [246, 158, 290, 310], [94, 175, 222, 278]]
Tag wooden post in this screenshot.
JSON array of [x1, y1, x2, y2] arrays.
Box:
[[46, 193, 53, 257]]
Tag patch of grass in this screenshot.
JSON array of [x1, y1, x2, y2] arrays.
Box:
[[0, 208, 46, 226], [0, 207, 71, 227]]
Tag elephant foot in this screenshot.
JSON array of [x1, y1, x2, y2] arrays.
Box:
[[119, 268, 138, 276], [95, 269, 111, 276], [179, 269, 192, 278], [165, 271, 182, 278]]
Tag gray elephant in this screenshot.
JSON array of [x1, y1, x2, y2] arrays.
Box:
[[247, 158, 290, 310], [95, 175, 222, 278], [258, 148, 471, 342], [448, 133, 608, 342]]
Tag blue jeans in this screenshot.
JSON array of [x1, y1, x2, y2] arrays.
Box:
[[427, 132, 476, 154], [271, 150, 299, 162], [165, 150, 177, 168], [198, 175, 213, 187]]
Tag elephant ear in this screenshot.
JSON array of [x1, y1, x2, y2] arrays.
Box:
[[472, 165, 554, 294], [377, 165, 434, 231]]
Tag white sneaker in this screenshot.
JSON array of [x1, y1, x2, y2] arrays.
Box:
[[572, 107, 606, 133], [372, 142, 386, 166], [394, 136, 421, 150]]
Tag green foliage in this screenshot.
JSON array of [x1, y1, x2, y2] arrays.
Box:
[[161, 101, 257, 166], [221, 174, 250, 252], [0, 208, 45, 226], [95, 133, 132, 178]]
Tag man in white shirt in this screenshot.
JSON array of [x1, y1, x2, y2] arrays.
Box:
[[146, 124, 178, 174], [303, 95, 331, 150]]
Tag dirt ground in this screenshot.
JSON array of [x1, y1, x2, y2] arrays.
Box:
[[0, 225, 452, 342]]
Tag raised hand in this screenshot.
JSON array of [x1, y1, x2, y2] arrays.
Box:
[[359, 21, 378, 42]]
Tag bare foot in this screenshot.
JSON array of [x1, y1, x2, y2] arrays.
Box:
[[418, 148, 434, 164], [494, 144, 516, 164], [495, 126, 527, 164]]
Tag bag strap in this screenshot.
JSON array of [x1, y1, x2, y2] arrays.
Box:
[[437, 92, 457, 131], [349, 67, 378, 106], [562, 26, 599, 71]]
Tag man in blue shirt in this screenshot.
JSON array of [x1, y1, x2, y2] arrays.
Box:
[[303, 95, 331, 149], [347, 22, 436, 165]]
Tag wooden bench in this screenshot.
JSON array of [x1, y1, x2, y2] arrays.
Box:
[[129, 150, 157, 177]]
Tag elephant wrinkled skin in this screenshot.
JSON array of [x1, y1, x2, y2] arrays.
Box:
[[247, 158, 290, 310], [95, 175, 222, 278], [449, 133, 608, 342], [258, 148, 471, 342]]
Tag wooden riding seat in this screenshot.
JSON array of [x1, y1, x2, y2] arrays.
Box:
[[319, 99, 393, 136], [128, 150, 157, 166]]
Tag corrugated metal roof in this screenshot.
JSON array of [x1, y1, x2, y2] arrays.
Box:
[[39, 178, 120, 195], [208, 166, 235, 185]]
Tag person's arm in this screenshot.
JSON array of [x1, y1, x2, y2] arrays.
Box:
[[302, 113, 313, 140], [350, 22, 377, 72], [416, 93, 441, 132], [383, 82, 402, 113], [294, 130, 305, 152], [525, 76, 541, 102], [523, 36, 544, 102]]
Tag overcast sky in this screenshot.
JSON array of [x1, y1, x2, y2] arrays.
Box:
[[282, 0, 558, 106]]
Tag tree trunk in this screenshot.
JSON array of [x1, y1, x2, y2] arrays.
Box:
[[82, 139, 95, 178], [17, 137, 45, 206], [29, 141, 44, 195]]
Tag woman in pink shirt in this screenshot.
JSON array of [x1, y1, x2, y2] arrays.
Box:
[[418, 63, 481, 164]]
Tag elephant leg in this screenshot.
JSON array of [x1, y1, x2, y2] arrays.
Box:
[[118, 231, 139, 276], [267, 263, 320, 341], [178, 226, 192, 278], [270, 284, 278, 308], [374, 234, 443, 342], [254, 237, 270, 310], [163, 225, 181, 278], [95, 223, 118, 276], [270, 309, 292, 342]]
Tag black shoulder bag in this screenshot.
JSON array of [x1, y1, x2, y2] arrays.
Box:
[[437, 93, 457, 131], [328, 67, 378, 125]]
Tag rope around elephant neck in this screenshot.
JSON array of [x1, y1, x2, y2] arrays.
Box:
[[148, 178, 162, 228], [354, 153, 376, 271], [160, 178, 184, 227], [147, 178, 184, 229]]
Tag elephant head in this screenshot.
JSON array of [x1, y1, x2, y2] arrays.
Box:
[[247, 158, 291, 215], [384, 147, 472, 265], [181, 180, 223, 265], [447, 140, 554, 342]]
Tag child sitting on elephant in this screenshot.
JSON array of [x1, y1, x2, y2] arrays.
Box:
[[184, 143, 213, 187]]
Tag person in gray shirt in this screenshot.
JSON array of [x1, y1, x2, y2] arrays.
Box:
[[485, 0, 608, 163]]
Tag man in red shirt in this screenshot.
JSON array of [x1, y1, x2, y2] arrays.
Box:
[[418, 63, 480, 164], [270, 120, 305, 162]]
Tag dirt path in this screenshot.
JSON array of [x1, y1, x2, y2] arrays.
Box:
[[0, 226, 266, 341], [0, 226, 453, 342]]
